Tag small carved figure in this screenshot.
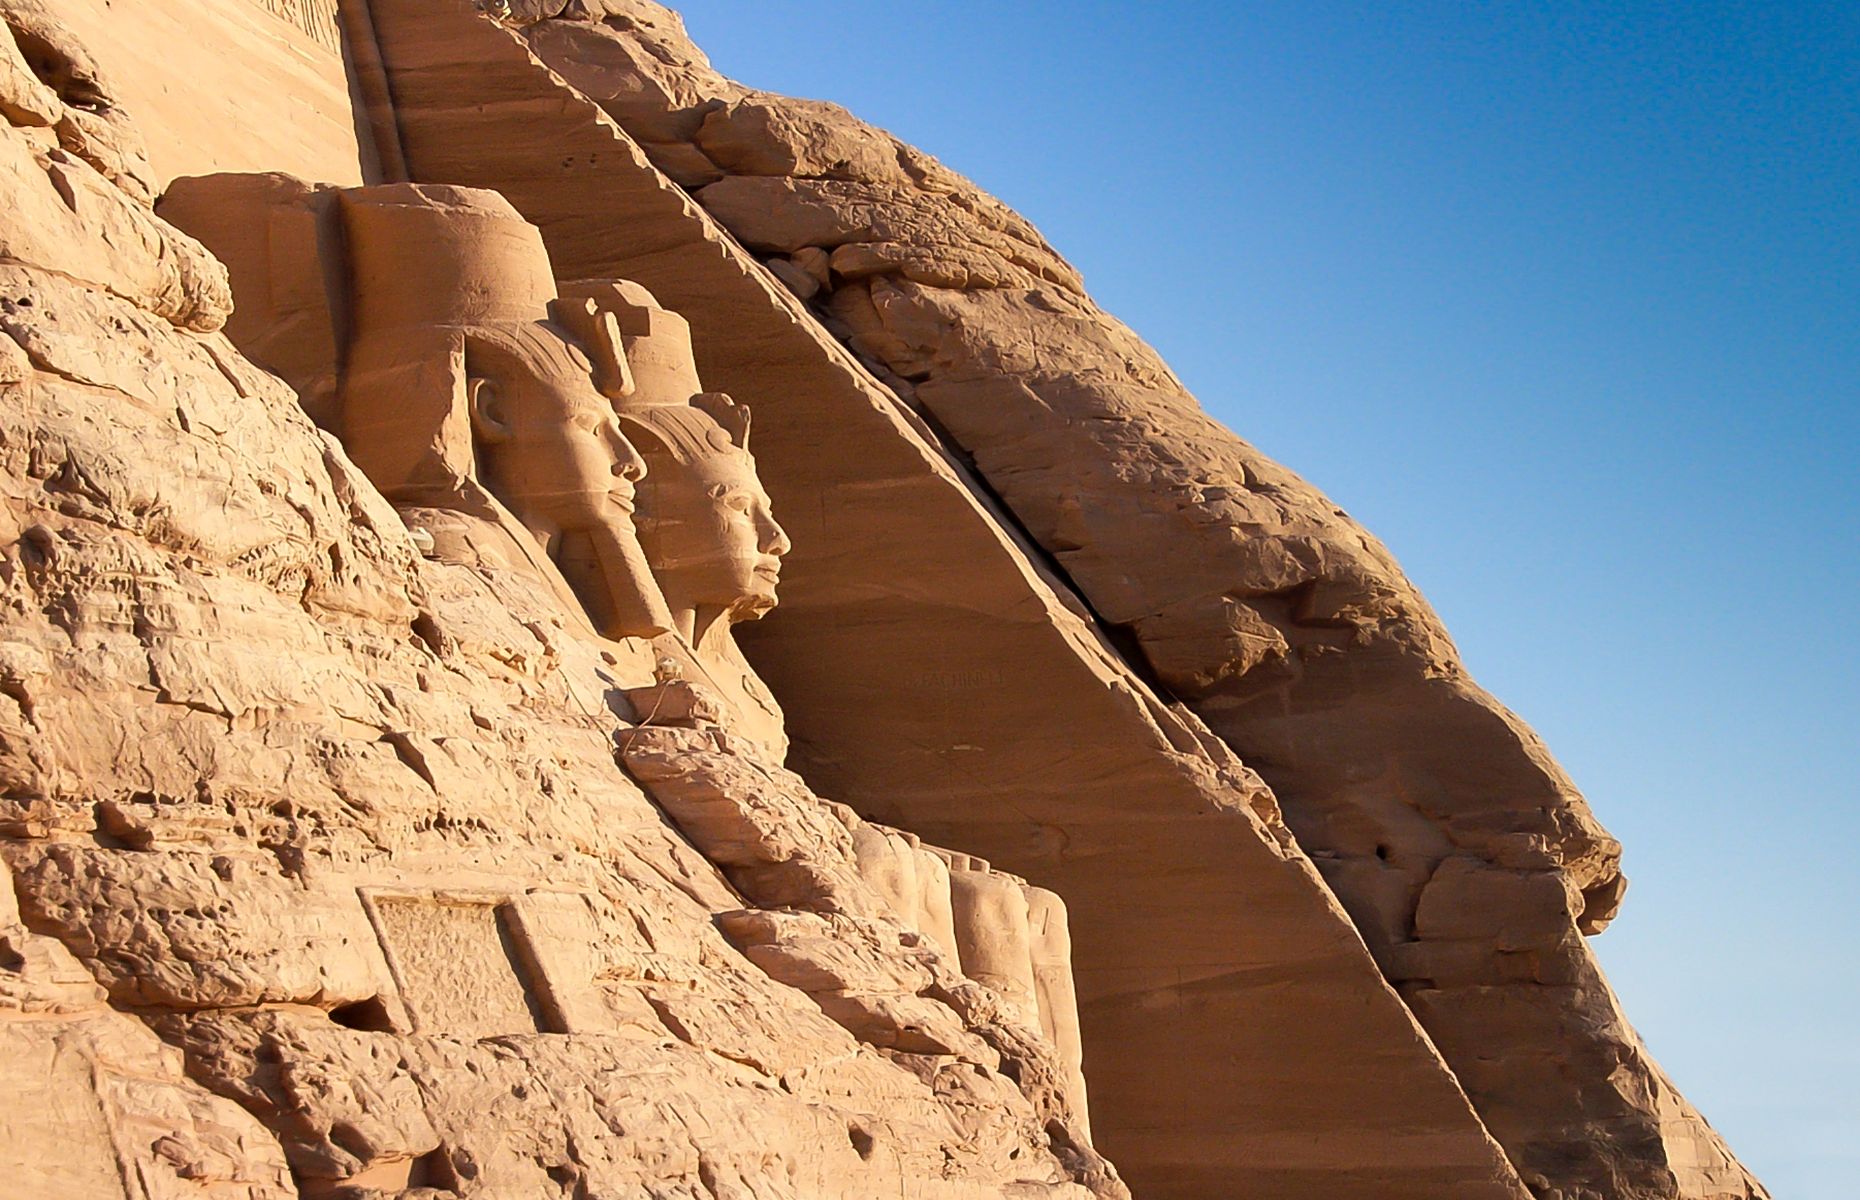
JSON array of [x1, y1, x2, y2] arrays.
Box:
[[947, 862, 1042, 1029], [1027, 885, 1090, 1132]]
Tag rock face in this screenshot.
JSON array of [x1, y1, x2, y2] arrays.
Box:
[[0, 14, 1116, 1193], [488, 6, 1765, 1200], [0, 2, 1765, 1200], [41, 0, 366, 183], [349, 5, 1537, 1197]]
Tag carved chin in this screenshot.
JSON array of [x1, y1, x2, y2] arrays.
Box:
[[729, 584, 779, 621]]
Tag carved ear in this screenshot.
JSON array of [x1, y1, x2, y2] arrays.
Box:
[[692, 392, 750, 449], [467, 377, 511, 443]]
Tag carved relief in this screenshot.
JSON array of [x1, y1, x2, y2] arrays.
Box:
[[361, 890, 551, 1039]]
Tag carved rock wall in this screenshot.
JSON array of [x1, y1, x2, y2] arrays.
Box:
[[353, 3, 1541, 1198], [0, 2, 1769, 1199], [39, 0, 366, 184], [0, 10, 1120, 1197]]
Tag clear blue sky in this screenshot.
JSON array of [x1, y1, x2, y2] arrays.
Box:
[[675, 3, 1858, 1194]]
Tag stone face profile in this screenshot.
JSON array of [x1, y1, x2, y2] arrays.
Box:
[[563, 278, 792, 646], [161, 176, 681, 643], [0, 3, 1768, 1199], [339, 183, 680, 643]]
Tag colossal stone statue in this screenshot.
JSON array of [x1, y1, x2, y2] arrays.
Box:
[[160, 178, 678, 644], [560, 279, 791, 643], [162, 184, 794, 746], [338, 185, 677, 643], [158, 175, 1088, 1112], [559, 278, 794, 747]]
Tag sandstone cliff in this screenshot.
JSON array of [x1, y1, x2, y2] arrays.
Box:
[[0, 8, 1119, 1195], [489, 5, 1767, 1199], [0, 2, 1768, 1199]]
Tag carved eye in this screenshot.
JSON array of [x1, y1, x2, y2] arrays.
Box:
[[724, 492, 753, 514]]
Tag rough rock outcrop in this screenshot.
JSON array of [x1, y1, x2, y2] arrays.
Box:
[[0, 854, 296, 1200], [0, 13, 1119, 1196], [493, 5, 1766, 1200], [350, 4, 1545, 1197]]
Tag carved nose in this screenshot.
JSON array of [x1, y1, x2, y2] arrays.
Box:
[[606, 422, 647, 481], [762, 516, 792, 558]]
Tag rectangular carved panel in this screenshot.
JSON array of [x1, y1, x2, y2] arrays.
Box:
[[0, 1026, 134, 1199], [365, 893, 549, 1038]]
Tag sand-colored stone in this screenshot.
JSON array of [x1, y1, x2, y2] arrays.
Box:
[[0, 854, 296, 1200], [492, 5, 1766, 1198], [0, 2, 1768, 1199], [0, 20, 1126, 1197], [354, 3, 1540, 1196], [34, 0, 366, 185]]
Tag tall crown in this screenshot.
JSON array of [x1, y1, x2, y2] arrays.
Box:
[[343, 184, 559, 333], [558, 279, 703, 409]]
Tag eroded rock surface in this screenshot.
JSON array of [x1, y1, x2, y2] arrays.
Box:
[[350, 5, 1541, 1197], [0, 14, 1120, 1197], [500, 5, 1767, 1199], [0, 2, 1768, 1199]]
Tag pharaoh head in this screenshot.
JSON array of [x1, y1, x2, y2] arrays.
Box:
[[623, 395, 790, 628], [561, 280, 790, 644], [338, 185, 673, 640]]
